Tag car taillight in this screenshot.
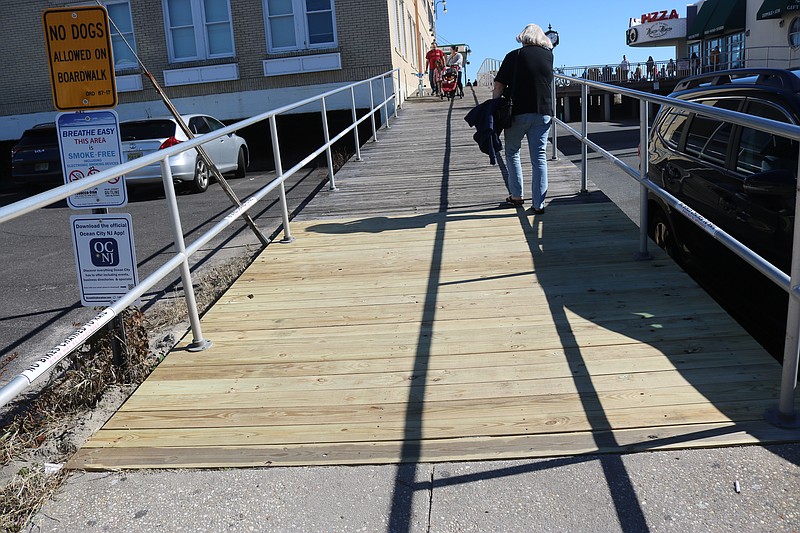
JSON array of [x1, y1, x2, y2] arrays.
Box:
[[159, 136, 182, 150]]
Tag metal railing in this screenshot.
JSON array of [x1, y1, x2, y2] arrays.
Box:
[[0, 69, 403, 409], [550, 72, 800, 428]]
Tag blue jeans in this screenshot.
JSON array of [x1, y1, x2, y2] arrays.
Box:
[[504, 113, 552, 209]]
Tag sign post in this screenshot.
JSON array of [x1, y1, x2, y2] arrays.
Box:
[[43, 6, 117, 111]]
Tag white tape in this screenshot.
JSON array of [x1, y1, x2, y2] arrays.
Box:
[[20, 308, 117, 383]]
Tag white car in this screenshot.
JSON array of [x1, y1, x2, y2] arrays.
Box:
[[120, 114, 249, 193]]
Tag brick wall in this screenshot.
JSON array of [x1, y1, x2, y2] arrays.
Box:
[[0, 0, 408, 130]]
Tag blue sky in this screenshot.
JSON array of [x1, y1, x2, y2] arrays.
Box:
[[434, 1, 680, 78]]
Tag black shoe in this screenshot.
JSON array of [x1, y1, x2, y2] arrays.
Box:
[[532, 207, 545, 215]]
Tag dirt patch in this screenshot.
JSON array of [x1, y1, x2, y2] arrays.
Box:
[[0, 253, 256, 532]]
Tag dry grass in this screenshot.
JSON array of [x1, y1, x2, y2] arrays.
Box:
[[0, 255, 255, 532]]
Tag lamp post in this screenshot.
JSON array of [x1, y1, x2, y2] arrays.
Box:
[[435, 0, 447, 18]]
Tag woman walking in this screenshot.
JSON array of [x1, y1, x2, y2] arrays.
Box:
[[492, 23, 553, 214]]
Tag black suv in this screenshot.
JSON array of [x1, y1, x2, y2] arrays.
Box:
[[646, 68, 799, 274], [10, 123, 62, 192]]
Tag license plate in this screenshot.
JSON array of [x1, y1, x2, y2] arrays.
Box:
[[127, 152, 143, 161], [35, 162, 49, 171]]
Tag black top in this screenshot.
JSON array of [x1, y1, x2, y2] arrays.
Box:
[[495, 45, 554, 116]]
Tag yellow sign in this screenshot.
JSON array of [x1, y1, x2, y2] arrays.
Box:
[[43, 6, 117, 111]]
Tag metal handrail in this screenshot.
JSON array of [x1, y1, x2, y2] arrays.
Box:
[[0, 68, 403, 409], [551, 72, 800, 427]]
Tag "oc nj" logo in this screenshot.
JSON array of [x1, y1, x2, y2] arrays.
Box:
[[89, 238, 119, 267]]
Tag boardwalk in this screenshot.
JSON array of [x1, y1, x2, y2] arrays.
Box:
[[69, 87, 798, 470]]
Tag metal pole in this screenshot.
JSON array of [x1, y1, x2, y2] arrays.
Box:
[[635, 99, 652, 261], [580, 83, 588, 193], [160, 160, 211, 352], [382, 76, 390, 129], [550, 79, 558, 160], [369, 80, 378, 142], [321, 97, 338, 191], [269, 115, 296, 244], [766, 145, 800, 428], [350, 86, 363, 162], [394, 70, 401, 116]]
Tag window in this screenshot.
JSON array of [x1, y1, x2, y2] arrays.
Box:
[[737, 100, 798, 175], [727, 32, 745, 69], [790, 17, 800, 48], [264, 0, 337, 52], [105, 1, 137, 70], [657, 108, 690, 149], [685, 99, 741, 164], [164, 0, 234, 62]]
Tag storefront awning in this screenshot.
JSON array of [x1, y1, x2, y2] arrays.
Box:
[[687, 0, 746, 40], [757, 0, 800, 20], [687, 0, 715, 40], [704, 0, 745, 38]]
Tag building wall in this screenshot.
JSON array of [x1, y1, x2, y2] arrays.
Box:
[[0, 0, 422, 141], [745, 1, 800, 68]]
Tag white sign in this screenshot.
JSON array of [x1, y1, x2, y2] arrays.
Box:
[[57, 109, 127, 209], [71, 214, 138, 306]]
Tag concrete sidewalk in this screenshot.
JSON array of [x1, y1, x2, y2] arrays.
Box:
[[31, 443, 800, 531]]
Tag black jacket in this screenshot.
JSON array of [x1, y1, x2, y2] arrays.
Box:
[[464, 99, 503, 165]]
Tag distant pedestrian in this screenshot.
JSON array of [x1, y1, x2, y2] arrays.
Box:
[[619, 54, 630, 81], [646, 56, 655, 80], [492, 23, 553, 214], [691, 52, 701, 74], [667, 58, 676, 78], [425, 43, 445, 95], [447, 45, 464, 97], [634, 64, 643, 81], [433, 57, 445, 97], [710, 46, 720, 71]]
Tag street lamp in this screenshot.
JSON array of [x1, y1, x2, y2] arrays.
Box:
[[435, 0, 446, 19]]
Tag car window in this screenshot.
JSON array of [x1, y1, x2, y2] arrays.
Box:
[[190, 117, 211, 135], [120, 120, 177, 141], [737, 99, 798, 176], [16, 127, 58, 147], [205, 116, 225, 131], [684, 98, 741, 165], [655, 107, 690, 149]]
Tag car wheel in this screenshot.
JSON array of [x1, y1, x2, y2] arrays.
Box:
[[649, 206, 681, 261], [234, 148, 246, 179], [190, 157, 210, 193]]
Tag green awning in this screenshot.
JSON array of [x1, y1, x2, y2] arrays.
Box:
[[687, 0, 716, 40], [704, 0, 745, 38], [687, 0, 746, 40], [757, 0, 800, 20]]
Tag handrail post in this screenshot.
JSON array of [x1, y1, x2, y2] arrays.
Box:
[[369, 80, 378, 142], [580, 83, 588, 193], [394, 69, 401, 116], [765, 145, 800, 428], [269, 115, 296, 244], [321, 97, 338, 191], [635, 98, 652, 261], [160, 160, 211, 352], [550, 77, 558, 161], [382, 75, 390, 129], [350, 86, 363, 161]]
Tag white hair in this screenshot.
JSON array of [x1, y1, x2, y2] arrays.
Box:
[[516, 23, 553, 50]]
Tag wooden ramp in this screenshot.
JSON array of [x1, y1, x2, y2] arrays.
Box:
[[68, 88, 798, 470]]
